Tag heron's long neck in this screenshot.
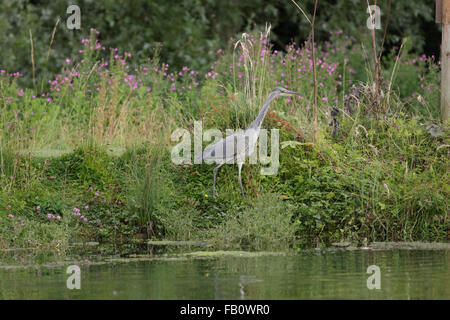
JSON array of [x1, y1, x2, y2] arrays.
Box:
[[249, 92, 277, 130]]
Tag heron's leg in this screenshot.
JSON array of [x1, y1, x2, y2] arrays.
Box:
[[212, 163, 224, 196], [238, 162, 245, 197]]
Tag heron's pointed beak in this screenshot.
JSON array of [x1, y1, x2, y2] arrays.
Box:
[[282, 90, 301, 96]]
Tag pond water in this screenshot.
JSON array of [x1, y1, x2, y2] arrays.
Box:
[[0, 249, 448, 299]]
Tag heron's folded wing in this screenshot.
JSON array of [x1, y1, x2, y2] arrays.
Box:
[[195, 134, 238, 163]]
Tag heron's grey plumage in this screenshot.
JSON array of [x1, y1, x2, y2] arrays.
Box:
[[195, 87, 300, 196]]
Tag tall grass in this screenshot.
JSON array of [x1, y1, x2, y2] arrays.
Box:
[[0, 26, 447, 249], [210, 192, 296, 250]]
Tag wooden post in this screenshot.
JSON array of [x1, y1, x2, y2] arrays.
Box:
[[440, 0, 450, 122]]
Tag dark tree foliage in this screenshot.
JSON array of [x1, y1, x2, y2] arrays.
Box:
[[0, 0, 439, 88]]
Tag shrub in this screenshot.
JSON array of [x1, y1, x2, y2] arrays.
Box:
[[210, 192, 296, 250]]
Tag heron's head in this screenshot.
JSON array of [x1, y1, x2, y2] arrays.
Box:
[[271, 86, 301, 97]]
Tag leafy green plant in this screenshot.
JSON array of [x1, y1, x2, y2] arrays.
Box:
[[210, 192, 296, 250]]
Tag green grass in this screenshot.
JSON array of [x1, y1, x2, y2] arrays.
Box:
[[0, 29, 448, 251]]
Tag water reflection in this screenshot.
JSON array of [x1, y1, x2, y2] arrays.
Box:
[[0, 249, 448, 299], [213, 273, 263, 300]]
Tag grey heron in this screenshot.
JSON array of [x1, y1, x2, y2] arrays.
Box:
[[195, 87, 301, 197]]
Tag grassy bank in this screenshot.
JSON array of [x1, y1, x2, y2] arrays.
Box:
[[0, 29, 448, 251]]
